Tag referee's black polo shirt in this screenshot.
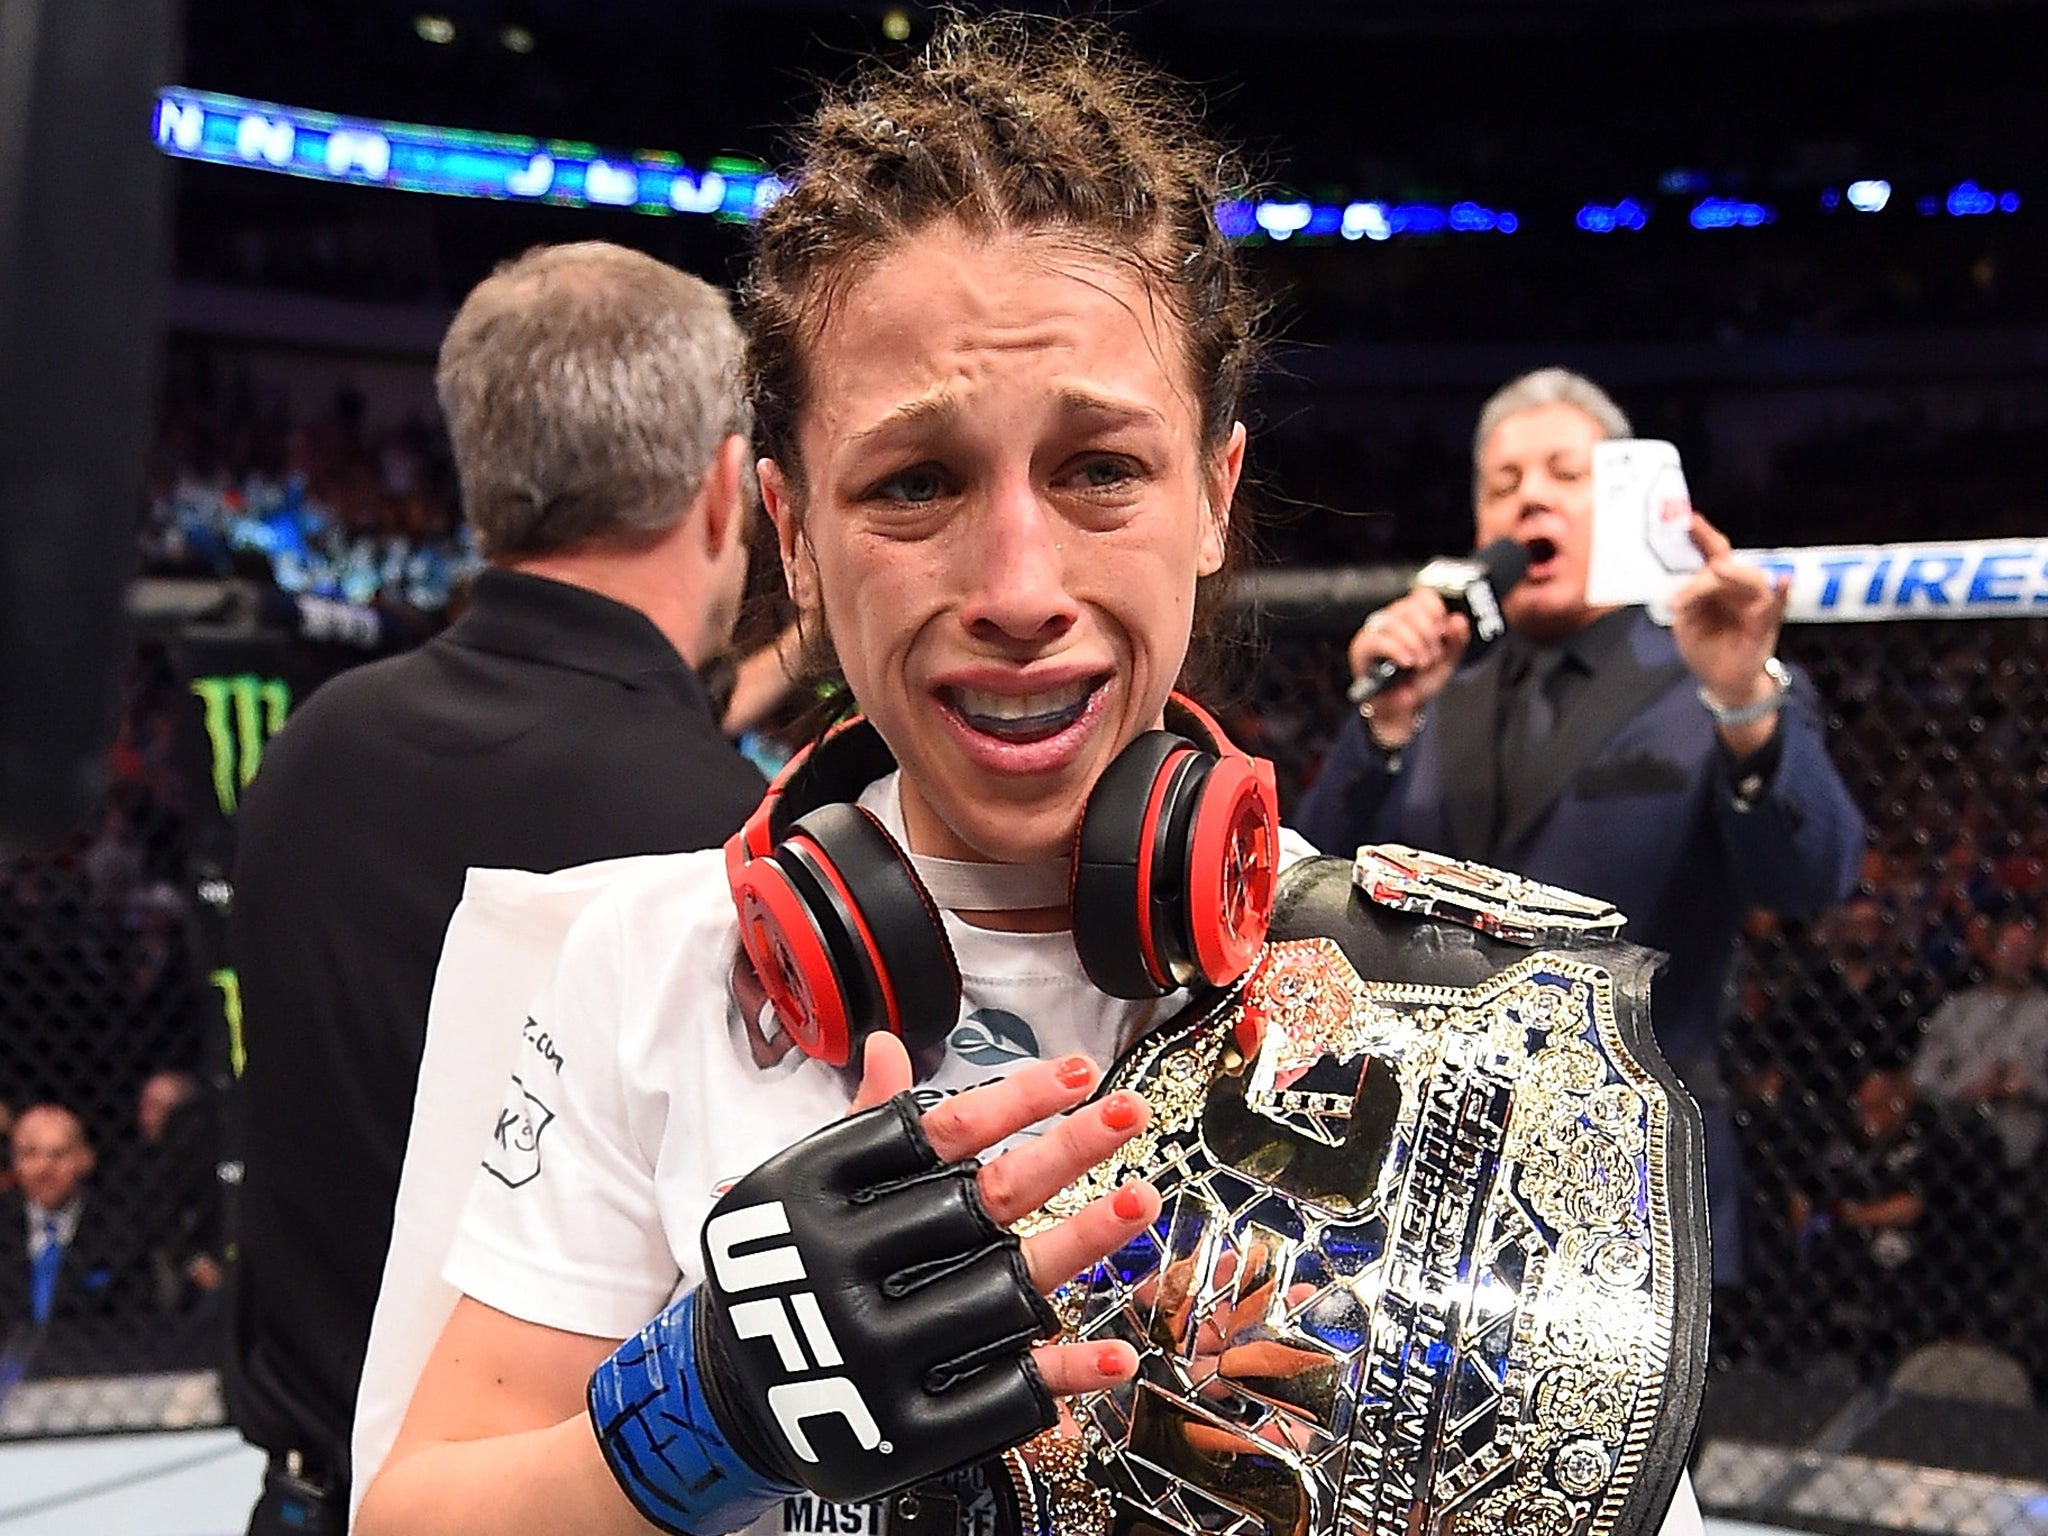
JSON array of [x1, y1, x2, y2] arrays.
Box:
[[226, 567, 765, 1487]]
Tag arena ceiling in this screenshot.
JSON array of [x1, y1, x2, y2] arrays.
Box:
[[182, 0, 2037, 193]]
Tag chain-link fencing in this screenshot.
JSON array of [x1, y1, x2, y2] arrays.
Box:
[[1, 634, 223, 1418], [2, 594, 2044, 1535]]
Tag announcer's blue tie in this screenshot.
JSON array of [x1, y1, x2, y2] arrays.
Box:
[[30, 1218, 63, 1324]]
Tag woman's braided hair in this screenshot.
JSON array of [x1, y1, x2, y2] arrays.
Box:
[[743, 14, 1266, 686]]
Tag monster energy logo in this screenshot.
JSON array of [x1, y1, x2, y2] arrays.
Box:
[[191, 673, 291, 814], [211, 967, 246, 1078]]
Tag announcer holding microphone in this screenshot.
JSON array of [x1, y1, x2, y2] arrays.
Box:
[[1296, 366, 1866, 1289]]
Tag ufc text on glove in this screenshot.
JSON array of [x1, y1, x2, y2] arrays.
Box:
[[589, 1094, 1060, 1534]]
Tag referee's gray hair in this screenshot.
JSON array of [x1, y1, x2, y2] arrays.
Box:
[[436, 241, 751, 560], [1471, 367, 1632, 498]]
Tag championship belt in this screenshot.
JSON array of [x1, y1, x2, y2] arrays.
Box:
[[1010, 846, 1709, 1536]]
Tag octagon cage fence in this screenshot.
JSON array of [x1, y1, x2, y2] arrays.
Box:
[[0, 574, 2043, 1536]]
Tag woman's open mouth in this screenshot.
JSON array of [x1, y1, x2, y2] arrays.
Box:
[[946, 679, 1100, 744], [1522, 535, 1559, 572]]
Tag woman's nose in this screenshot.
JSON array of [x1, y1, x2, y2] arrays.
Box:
[[957, 478, 1080, 643]]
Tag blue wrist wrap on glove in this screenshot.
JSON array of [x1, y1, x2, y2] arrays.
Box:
[[588, 1288, 796, 1535]]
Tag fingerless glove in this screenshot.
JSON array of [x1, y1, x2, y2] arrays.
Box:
[[589, 1093, 1059, 1533]]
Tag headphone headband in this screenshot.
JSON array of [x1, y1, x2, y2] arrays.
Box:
[[735, 694, 1248, 870]]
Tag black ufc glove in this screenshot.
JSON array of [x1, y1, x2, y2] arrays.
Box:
[[590, 1093, 1059, 1532], [701, 1091, 1059, 1500]]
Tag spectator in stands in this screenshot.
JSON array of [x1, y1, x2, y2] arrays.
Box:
[[1914, 830, 2002, 987], [228, 241, 768, 1535], [1724, 896, 1928, 1361], [137, 1066, 198, 1146], [80, 803, 145, 908], [1793, 1067, 2005, 1380], [120, 880, 194, 1036], [133, 1067, 225, 1315], [1293, 367, 1867, 1287], [1, 1104, 150, 1371], [1911, 913, 2048, 1170], [1799, 894, 1932, 1071]]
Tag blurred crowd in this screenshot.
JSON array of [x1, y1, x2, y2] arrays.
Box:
[[143, 342, 481, 615]]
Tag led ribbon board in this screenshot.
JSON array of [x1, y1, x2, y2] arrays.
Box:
[[152, 86, 785, 221], [153, 86, 1517, 240], [152, 87, 2021, 241]]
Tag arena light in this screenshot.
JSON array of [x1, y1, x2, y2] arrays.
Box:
[[1576, 198, 1649, 234], [414, 14, 455, 44], [1254, 200, 1314, 240], [500, 24, 536, 54], [1341, 202, 1390, 241], [1918, 181, 2022, 217], [1689, 196, 1774, 230], [151, 86, 785, 222], [1942, 179, 2021, 216], [1948, 180, 1997, 216], [1236, 196, 1517, 243], [1846, 178, 1891, 212]]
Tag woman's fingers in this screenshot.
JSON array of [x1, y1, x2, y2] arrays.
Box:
[[919, 1053, 1105, 1164], [919, 1056, 1157, 1222], [976, 1086, 1150, 1224], [1032, 1338, 1139, 1397], [906, 1056, 1159, 1303], [1018, 1177, 1160, 1293], [847, 1031, 914, 1115]]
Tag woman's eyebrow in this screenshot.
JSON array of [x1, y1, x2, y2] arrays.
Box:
[[845, 392, 961, 449], [1054, 386, 1170, 429], [846, 386, 1170, 450]]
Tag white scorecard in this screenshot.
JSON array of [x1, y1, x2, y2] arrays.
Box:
[[1586, 437, 1703, 610]]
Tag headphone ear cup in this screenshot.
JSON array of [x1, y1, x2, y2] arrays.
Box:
[[736, 802, 960, 1074], [732, 849, 856, 1067], [1073, 731, 1201, 998], [1182, 753, 1280, 987]]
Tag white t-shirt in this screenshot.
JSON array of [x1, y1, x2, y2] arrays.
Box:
[[358, 783, 1702, 1536], [443, 774, 1200, 1337]]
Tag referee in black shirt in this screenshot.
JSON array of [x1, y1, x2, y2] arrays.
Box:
[[226, 243, 768, 1534]]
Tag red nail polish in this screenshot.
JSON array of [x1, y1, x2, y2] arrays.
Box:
[[1113, 1185, 1144, 1221], [1097, 1346, 1127, 1376], [1055, 1055, 1094, 1090], [1101, 1093, 1139, 1132]]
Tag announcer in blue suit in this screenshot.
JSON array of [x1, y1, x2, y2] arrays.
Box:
[[1296, 367, 1866, 1286]]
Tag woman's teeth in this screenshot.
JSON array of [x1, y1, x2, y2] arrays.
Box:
[[951, 682, 1095, 740]]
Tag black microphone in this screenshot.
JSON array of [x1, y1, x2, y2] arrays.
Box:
[[1346, 536, 1533, 706]]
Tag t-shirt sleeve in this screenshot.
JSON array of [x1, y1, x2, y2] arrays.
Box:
[[443, 892, 682, 1340]]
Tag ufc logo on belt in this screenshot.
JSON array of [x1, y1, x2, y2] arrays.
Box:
[[706, 1200, 891, 1463]]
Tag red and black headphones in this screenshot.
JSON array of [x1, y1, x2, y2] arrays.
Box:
[[723, 694, 1281, 1074]]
